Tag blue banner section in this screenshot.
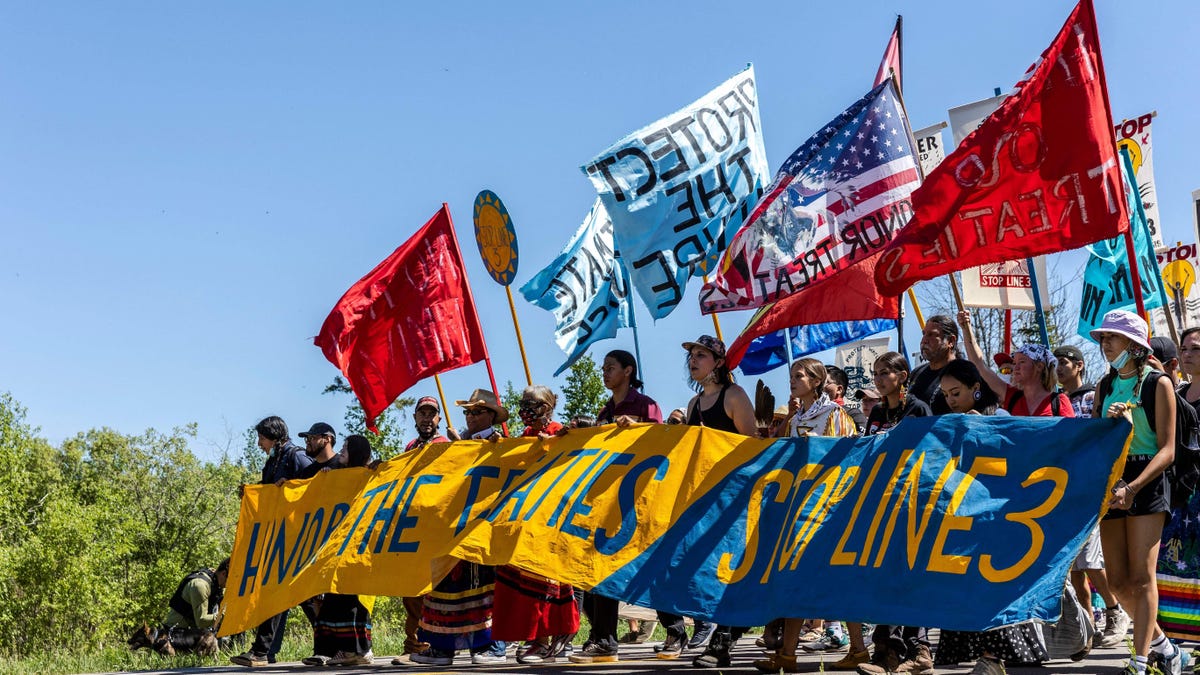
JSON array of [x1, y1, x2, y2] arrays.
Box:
[[582, 66, 769, 319], [520, 199, 634, 375], [591, 415, 1130, 631], [1077, 154, 1163, 338], [738, 319, 896, 375]]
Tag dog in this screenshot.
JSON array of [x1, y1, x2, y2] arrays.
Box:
[[127, 622, 218, 657]]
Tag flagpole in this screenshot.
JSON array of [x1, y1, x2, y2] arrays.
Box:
[[702, 274, 725, 342], [433, 374, 454, 436], [784, 327, 795, 370], [905, 288, 926, 329], [505, 285, 533, 386], [1025, 258, 1051, 348], [1120, 147, 1178, 343], [443, 203, 511, 436]]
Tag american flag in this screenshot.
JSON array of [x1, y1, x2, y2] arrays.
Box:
[[703, 79, 921, 313]]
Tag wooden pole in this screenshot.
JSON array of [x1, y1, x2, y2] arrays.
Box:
[[702, 274, 725, 342], [505, 285, 533, 386], [433, 374, 454, 437]]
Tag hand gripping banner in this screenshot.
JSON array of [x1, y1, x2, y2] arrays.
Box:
[[222, 416, 1130, 635]]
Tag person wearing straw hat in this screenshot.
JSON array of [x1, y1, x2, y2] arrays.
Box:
[[455, 388, 509, 440], [1091, 310, 1182, 675]]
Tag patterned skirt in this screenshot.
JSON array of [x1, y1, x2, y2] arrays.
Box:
[[1159, 491, 1200, 640], [490, 565, 579, 641], [935, 624, 1047, 665], [418, 560, 497, 652], [312, 594, 372, 657]]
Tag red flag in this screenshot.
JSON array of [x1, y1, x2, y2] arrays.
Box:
[[874, 0, 1127, 296], [315, 205, 487, 432], [874, 16, 902, 94]]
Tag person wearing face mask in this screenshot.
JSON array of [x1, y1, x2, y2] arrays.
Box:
[[957, 310, 1073, 418], [490, 385, 579, 665], [1092, 310, 1182, 675]]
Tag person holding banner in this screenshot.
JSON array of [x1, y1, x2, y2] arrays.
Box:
[[932, 361, 1050, 675], [754, 358, 861, 673], [491, 385, 580, 665], [674, 335, 757, 669], [1091, 311, 1183, 675], [856, 353, 934, 675], [572, 350, 663, 664], [957, 311, 1073, 418]]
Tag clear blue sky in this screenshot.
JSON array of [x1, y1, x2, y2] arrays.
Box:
[[2, 1, 1197, 456]]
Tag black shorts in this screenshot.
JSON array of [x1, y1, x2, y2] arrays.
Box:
[[1103, 454, 1171, 520]]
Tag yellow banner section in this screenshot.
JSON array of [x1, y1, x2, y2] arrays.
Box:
[[223, 424, 760, 635]]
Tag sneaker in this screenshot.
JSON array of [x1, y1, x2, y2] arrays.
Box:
[[857, 645, 901, 675], [800, 626, 850, 652], [517, 643, 556, 665], [1101, 607, 1132, 648], [692, 632, 732, 668], [830, 649, 871, 671], [798, 629, 824, 643], [410, 648, 454, 666], [548, 634, 575, 658], [689, 621, 716, 649], [1153, 643, 1183, 675], [301, 654, 331, 666], [328, 650, 373, 666], [754, 652, 799, 673], [389, 654, 415, 666], [656, 634, 686, 659], [471, 650, 508, 665], [569, 641, 619, 663], [970, 656, 1006, 675], [230, 651, 269, 667]]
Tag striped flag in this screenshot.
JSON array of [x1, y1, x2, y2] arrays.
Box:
[[701, 79, 921, 314]]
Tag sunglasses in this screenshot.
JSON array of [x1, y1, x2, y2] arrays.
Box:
[[666, 418, 683, 425], [519, 402, 545, 414], [463, 408, 489, 416]]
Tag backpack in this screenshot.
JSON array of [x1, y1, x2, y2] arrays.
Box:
[[1096, 370, 1200, 508]]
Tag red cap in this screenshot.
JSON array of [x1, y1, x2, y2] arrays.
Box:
[[992, 353, 1013, 367], [416, 396, 439, 412]]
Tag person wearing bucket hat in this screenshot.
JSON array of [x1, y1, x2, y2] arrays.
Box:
[[1091, 309, 1182, 674], [666, 335, 756, 669], [958, 309, 1073, 418]]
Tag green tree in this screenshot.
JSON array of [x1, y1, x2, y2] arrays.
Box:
[[561, 353, 607, 422], [323, 376, 414, 460], [502, 380, 525, 436]]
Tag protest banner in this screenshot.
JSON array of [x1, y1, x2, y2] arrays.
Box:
[[960, 257, 1051, 310], [836, 336, 892, 398], [948, 94, 1006, 146], [701, 80, 920, 313], [583, 66, 770, 319], [222, 416, 1130, 636], [314, 205, 489, 431], [1078, 154, 1163, 337], [1150, 242, 1200, 336], [1114, 112, 1163, 247], [912, 122, 947, 178], [738, 319, 895, 376], [520, 199, 634, 375], [876, 0, 1128, 296]]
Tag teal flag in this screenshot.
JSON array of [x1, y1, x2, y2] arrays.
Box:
[[1077, 154, 1163, 339]]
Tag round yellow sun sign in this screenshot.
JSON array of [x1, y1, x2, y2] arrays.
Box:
[[472, 190, 519, 286]]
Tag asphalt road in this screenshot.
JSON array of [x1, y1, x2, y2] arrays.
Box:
[[95, 634, 1176, 675]]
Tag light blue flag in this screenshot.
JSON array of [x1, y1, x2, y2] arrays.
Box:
[[582, 65, 770, 319], [1077, 154, 1163, 339], [738, 319, 897, 376], [520, 199, 634, 375]]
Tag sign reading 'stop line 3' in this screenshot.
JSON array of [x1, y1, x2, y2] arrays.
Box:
[[581, 66, 770, 319]]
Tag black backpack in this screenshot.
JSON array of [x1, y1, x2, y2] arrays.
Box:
[[1096, 370, 1200, 508]]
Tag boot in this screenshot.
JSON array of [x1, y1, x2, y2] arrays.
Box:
[[893, 644, 934, 675], [693, 631, 732, 668], [635, 620, 658, 643], [857, 644, 901, 675]]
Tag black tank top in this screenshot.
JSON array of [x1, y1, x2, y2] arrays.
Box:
[[687, 385, 737, 432]]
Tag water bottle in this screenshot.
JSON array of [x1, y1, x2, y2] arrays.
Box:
[[1091, 591, 1104, 625]]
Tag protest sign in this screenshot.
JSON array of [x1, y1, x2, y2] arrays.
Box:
[[912, 122, 948, 178], [472, 190, 519, 286], [222, 417, 1130, 636], [948, 94, 1006, 146], [961, 257, 1051, 310], [836, 336, 892, 398], [1150, 242, 1200, 336], [583, 66, 769, 318], [738, 319, 895, 376], [1114, 112, 1163, 247], [520, 199, 634, 375]]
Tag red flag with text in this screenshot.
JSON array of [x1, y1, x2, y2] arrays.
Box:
[[315, 205, 487, 431], [873, 0, 1127, 296]]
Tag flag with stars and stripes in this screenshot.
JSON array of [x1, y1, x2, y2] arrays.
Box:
[[701, 79, 920, 315]]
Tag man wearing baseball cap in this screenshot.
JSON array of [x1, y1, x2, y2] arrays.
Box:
[[1150, 336, 1180, 384], [297, 422, 342, 475], [405, 396, 451, 453]]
